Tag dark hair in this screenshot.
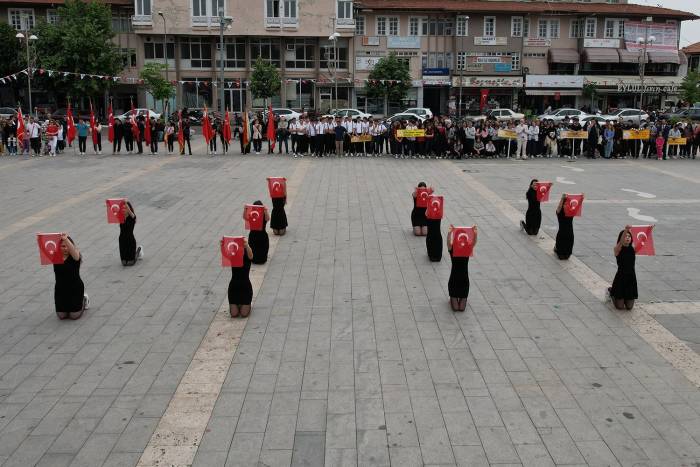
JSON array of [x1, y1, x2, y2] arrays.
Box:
[[126, 201, 135, 215], [64, 235, 82, 263], [530, 179, 538, 186], [253, 200, 263, 206], [417, 182, 427, 188]]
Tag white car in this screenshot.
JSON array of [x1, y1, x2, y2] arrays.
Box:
[[332, 108, 372, 120], [404, 107, 433, 119], [599, 108, 649, 126], [117, 109, 161, 121], [538, 108, 591, 123], [385, 113, 426, 124], [472, 108, 524, 123], [272, 108, 302, 121]]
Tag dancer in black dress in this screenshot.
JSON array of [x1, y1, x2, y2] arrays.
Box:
[[270, 197, 288, 235], [411, 182, 429, 236], [520, 179, 541, 235], [246, 200, 270, 264], [54, 234, 88, 320], [119, 200, 143, 266], [225, 238, 254, 318], [609, 226, 640, 310], [447, 225, 478, 311], [554, 194, 575, 260], [426, 214, 443, 262]]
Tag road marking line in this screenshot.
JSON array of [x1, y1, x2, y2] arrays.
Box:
[[633, 162, 700, 185], [449, 162, 700, 388], [621, 188, 656, 199], [626, 208, 657, 223], [637, 302, 700, 315], [515, 199, 700, 205], [555, 176, 576, 185], [137, 158, 311, 467]]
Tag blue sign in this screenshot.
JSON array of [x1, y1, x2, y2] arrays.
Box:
[[422, 68, 450, 76], [494, 63, 513, 72]]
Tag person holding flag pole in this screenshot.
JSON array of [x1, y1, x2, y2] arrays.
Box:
[[240, 109, 251, 154], [66, 101, 77, 154], [266, 106, 276, 154], [222, 109, 232, 154], [89, 101, 102, 155], [177, 110, 186, 155], [107, 99, 114, 147], [16, 106, 25, 156]]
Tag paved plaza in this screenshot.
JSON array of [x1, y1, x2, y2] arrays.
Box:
[[1, 143, 700, 467]]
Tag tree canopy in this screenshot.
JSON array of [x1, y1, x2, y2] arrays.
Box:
[[249, 57, 281, 103], [679, 71, 700, 105], [365, 53, 411, 103]]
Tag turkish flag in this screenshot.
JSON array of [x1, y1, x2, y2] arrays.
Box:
[[202, 106, 212, 144], [244, 204, 265, 231], [451, 226, 475, 257], [535, 182, 553, 202], [144, 117, 152, 145], [426, 195, 444, 220], [107, 103, 114, 143], [267, 177, 287, 198], [630, 225, 655, 256], [106, 198, 126, 224], [267, 106, 276, 150], [178, 111, 185, 148], [223, 110, 232, 143], [16, 107, 25, 147], [479, 89, 489, 112], [89, 103, 98, 146], [221, 236, 244, 267], [415, 187, 433, 208], [66, 104, 76, 145], [37, 233, 64, 265], [563, 194, 584, 217]]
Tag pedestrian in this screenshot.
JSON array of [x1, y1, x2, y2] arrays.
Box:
[[123, 119, 134, 154], [608, 225, 641, 311], [334, 117, 347, 156], [603, 122, 615, 159], [165, 121, 175, 154], [77, 118, 89, 155], [53, 234, 89, 320], [554, 193, 580, 260], [45, 119, 59, 157], [29, 117, 42, 156], [112, 119, 123, 154], [277, 116, 289, 154], [270, 195, 288, 236], [209, 119, 218, 155], [246, 200, 270, 264], [411, 182, 430, 236], [587, 120, 600, 158], [520, 179, 541, 235], [225, 238, 254, 318], [182, 119, 192, 155], [426, 205, 443, 262], [118, 200, 143, 266], [447, 225, 477, 312], [655, 132, 665, 160], [93, 120, 103, 155], [515, 119, 527, 159], [252, 119, 263, 154], [136, 116, 145, 154], [149, 117, 158, 154], [220, 119, 229, 154]]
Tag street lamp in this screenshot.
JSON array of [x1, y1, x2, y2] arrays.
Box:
[[637, 17, 655, 121], [157, 11, 169, 114], [16, 31, 37, 117], [218, 7, 233, 116], [329, 29, 340, 111], [456, 15, 469, 117]]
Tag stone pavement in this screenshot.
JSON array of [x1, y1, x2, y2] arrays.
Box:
[[0, 146, 699, 466]]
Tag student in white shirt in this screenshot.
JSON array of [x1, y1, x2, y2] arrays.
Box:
[[515, 120, 528, 160]]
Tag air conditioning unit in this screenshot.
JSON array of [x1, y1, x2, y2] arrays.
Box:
[[523, 67, 529, 74], [216, 42, 222, 50], [286, 43, 295, 51]]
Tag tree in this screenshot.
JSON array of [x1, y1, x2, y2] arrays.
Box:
[[140, 63, 174, 114], [679, 71, 700, 106], [582, 82, 598, 110], [0, 22, 24, 105], [32, 0, 123, 101], [365, 53, 411, 115], [249, 57, 280, 108]]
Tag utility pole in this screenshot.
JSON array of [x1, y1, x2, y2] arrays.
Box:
[[218, 8, 233, 115], [158, 11, 168, 114]]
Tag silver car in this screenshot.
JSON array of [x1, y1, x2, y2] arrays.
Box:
[[538, 108, 591, 123], [600, 108, 649, 126]]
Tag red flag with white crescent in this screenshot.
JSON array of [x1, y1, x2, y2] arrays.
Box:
[[415, 187, 433, 208], [563, 194, 584, 217], [16, 107, 25, 146], [66, 103, 76, 145], [144, 115, 152, 145], [106, 198, 126, 224], [107, 102, 114, 143], [89, 102, 98, 146], [221, 236, 245, 267], [535, 181, 553, 202], [244, 204, 265, 231], [223, 110, 232, 143], [267, 177, 287, 198], [202, 106, 212, 144], [426, 195, 444, 220], [178, 111, 185, 148], [451, 226, 475, 257], [267, 106, 276, 150], [630, 225, 655, 256], [37, 233, 64, 265]]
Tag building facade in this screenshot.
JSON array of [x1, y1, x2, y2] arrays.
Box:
[[682, 42, 700, 74]]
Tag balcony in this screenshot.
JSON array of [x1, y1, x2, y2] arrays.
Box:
[[264, 16, 299, 29], [336, 17, 354, 29], [131, 14, 152, 27]]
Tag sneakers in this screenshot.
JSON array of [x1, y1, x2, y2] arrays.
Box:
[[136, 245, 144, 260], [83, 294, 90, 310]]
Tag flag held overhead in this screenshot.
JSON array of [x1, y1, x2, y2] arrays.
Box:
[[37, 233, 64, 265], [221, 236, 245, 267]]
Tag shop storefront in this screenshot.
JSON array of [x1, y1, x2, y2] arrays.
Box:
[[422, 68, 451, 116], [582, 75, 681, 111], [523, 75, 583, 114], [452, 76, 523, 115]]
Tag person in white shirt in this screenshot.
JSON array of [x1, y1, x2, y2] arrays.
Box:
[[360, 118, 370, 156], [352, 118, 362, 156], [515, 120, 528, 160], [313, 118, 324, 157], [28, 118, 41, 156], [527, 121, 539, 158]]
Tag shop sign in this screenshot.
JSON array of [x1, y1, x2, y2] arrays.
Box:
[[474, 56, 503, 64], [583, 38, 619, 48], [355, 56, 382, 71], [422, 76, 452, 86], [474, 37, 507, 46], [362, 36, 380, 46], [524, 38, 551, 47], [422, 68, 449, 76], [453, 76, 523, 88], [387, 36, 421, 49], [464, 63, 483, 72], [494, 63, 513, 72], [617, 83, 678, 93], [526, 75, 584, 88]]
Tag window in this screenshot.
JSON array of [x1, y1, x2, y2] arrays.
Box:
[[221, 38, 246, 68], [192, 0, 222, 18], [250, 38, 281, 67], [180, 37, 212, 68], [144, 40, 175, 60], [8, 9, 35, 30], [511, 17, 523, 37], [523, 17, 529, 37], [570, 19, 583, 38], [585, 18, 596, 38], [135, 0, 151, 16], [376, 17, 386, 35], [538, 19, 559, 38], [285, 38, 315, 69], [457, 52, 467, 70], [121, 48, 137, 68], [456, 16, 468, 36], [409, 17, 420, 36], [484, 16, 495, 37], [355, 16, 365, 35], [337, 0, 352, 20], [377, 16, 398, 36], [511, 52, 520, 71], [389, 17, 399, 36], [46, 10, 59, 25], [421, 18, 453, 36], [112, 12, 132, 32], [604, 18, 624, 38], [266, 0, 279, 17], [422, 52, 453, 70], [284, 0, 297, 18], [320, 38, 349, 69]]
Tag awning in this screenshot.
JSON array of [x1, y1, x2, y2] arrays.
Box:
[[618, 49, 643, 63], [647, 50, 681, 64], [583, 48, 620, 64], [548, 49, 580, 64], [525, 90, 582, 96]]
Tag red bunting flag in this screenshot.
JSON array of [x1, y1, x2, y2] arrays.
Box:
[[66, 103, 76, 145], [415, 187, 434, 208], [107, 102, 114, 143], [223, 110, 232, 144], [106, 198, 126, 224], [267, 106, 276, 150], [426, 195, 444, 220], [221, 236, 245, 267], [267, 177, 287, 198], [37, 233, 64, 265], [535, 181, 553, 202], [451, 226, 476, 257], [16, 107, 25, 147], [630, 225, 655, 256], [563, 194, 584, 217], [244, 204, 265, 231]]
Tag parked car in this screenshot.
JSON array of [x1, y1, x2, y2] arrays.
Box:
[[404, 107, 433, 119], [51, 108, 93, 122], [471, 108, 524, 123], [581, 115, 616, 125], [599, 108, 649, 126], [385, 113, 426, 125], [116, 109, 161, 121], [272, 108, 302, 121], [331, 108, 372, 120], [538, 108, 591, 123], [0, 107, 18, 119]]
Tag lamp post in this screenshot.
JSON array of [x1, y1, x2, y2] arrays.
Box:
[[218, 7, 233, 115], [456, 15, 469, 117], [16, 31, 37, 117], [157, 11, 169, 114], [329, 16, 340, 111], [637, 17, 655, 122]]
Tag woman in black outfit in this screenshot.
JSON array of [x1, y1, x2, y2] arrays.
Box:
[[113, 119, 123, 154], [226, 239, 254, 318], [609, 225, 641, 310], [270, 197, 288, 235], [447, 225, 478, 312], [246, 200, 270, 264], [119, 200, 143, 266], [520, 179, 541, 235], [411, 182, 430, 236], [54, 234, 88, 320], [425, 201, 443, 262], [554, 193, 578, 260]]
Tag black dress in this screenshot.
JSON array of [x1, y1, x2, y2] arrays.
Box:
[[448, 249, 469, 298], [554, 209, 574, 259], [228, 254, 253, 305], [426, 218, 443, 261], [54, 256, 84, 313], [249, 219, 269, 265], [610, 245, 638, 300], [119, 212, 137, 264], [411, 196, 427, 227], [270, 197, 288, 231], [524, 188, 541, 235]]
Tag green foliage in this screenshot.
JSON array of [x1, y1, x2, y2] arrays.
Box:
[[140, 62, 173, 102], [679, 71, 700, 105], [365, 53, 411, 102], [33, 0, 122, 98], [249, 57, 280, 101], [0, 23, 22, 78]]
